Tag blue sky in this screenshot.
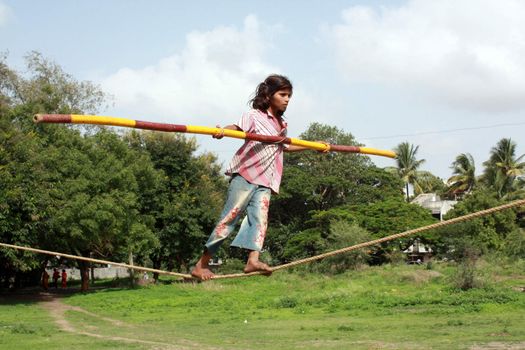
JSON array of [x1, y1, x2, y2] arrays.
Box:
[[2, 0, 524, 179]]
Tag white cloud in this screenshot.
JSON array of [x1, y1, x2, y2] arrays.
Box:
[[0, 2, 12, 26], [102, 15, 279, 124], [100, 14, 330, 167], [327, 0, 525, 112]]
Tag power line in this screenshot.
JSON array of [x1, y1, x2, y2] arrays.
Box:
[[362, 121, 525, 140]]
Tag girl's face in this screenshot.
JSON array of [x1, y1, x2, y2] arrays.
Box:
[[269, 88, 292, 114]]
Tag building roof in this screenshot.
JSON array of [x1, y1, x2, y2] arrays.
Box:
[[411, 193, 457, 216], [403, 241, 433, 253]]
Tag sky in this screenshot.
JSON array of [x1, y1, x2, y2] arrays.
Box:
[[2, 0, 524, 180]]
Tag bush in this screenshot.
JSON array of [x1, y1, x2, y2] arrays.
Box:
[[449, 242, 484, 290], [314, 221, 371, 274], [452, 259, 483, 290], [504, 228, 525, 257], [282, 228, 323, 262]]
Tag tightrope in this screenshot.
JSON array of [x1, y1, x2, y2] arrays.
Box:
[[214, 198, 525, 279], [2, 199, 524, 281]]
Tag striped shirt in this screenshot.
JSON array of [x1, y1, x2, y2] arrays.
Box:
[[226, 109, 288, 194]]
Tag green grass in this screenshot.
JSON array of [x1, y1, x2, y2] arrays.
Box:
[[0, 300, 134, 349], [1, 261, 524, 349]]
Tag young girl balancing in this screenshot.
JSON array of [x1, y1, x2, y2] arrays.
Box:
[[191, 74, 315, 280]]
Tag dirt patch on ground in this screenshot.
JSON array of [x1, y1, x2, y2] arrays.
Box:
[[37, 292, 188, 349], [470, 341, 525, 349], [6, 291, 221, 350], [1, 290, 227, 350], [39, 293, 130, 330]]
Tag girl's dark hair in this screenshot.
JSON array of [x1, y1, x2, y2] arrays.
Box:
[[250, 74, 293, 114]]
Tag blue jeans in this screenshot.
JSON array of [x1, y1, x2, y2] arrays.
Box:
[[205, 175, 271, 256]]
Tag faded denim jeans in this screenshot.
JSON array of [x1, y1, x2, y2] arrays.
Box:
[[205, 175, 271, 256]]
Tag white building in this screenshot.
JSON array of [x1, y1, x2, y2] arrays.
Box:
[[403, 239, 433, 263], [411, 193, 457, 221]]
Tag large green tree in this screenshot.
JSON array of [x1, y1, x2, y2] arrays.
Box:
[[45, 128, 159, 290], [1, 52, 158, 290], [348, 198, 437, 264], [1, 111, 50, 286], [435, 189, 521, 256], [272, 123, 402, 224], [1, 52, 109, 288], [125, 131, 226, 274], [267, 123, 404, 264]]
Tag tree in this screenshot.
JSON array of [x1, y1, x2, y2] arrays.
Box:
[[482, 138, 525, 199], [45, 129, 159, 290], [434, 189, 519, 256], [1, 52, 110, 288], [447, 153, 477, 197], [389, 142, 426, 202], [267, 123, 403, 263], [125, 131, 226, 275], [0, 52, 160, 290], [350, 198, 437, 238], [0, 112, 49, 287], [347, 198, 437, 263], [416, 171, 445, 196], [317, 222, 371, 273], [272, 123, 402, 225]]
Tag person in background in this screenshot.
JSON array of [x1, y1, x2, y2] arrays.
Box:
[[52, 268, 60, 288], [61, 269, 67, 288], [42, 270, 49, 291]]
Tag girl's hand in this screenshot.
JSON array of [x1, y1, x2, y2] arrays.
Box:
[[213, 125, 225, 139], [317, 141, 330, 153]]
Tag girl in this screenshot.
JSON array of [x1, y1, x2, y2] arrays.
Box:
[[191, 74, 312, 280]]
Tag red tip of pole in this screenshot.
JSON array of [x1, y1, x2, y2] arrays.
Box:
[[33, 114, 72, 124]]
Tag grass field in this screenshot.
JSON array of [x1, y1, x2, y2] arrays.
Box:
[[1, 259, 524, 349]]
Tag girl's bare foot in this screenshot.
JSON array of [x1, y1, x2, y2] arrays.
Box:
[[191, 265, 215, 280], [244, 260, 273, 275], [191, 250, 215, 281]]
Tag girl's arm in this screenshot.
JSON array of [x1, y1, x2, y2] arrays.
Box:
[[284, 142, 329, 153], [284, 145, 308, 152]]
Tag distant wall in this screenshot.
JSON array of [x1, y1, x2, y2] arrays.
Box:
[[46, 266, 131, 281]]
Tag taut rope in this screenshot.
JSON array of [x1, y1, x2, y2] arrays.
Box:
[[212, 198, 525, 279], [0, 243, 191, 279]]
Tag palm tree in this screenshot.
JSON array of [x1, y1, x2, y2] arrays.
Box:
[[447, 153, 477, 197], [393, 142, 426, 202], [482, 138, 525, 198], [416, 170, 445, 196]]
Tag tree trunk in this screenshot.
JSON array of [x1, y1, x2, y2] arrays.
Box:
[[405, 183, 410, 202], [176, 254, 187, 273], [90, 263, 95, 286], [152, 257, 161, 283], [14, 272, 21, 289], [128, 251, 135, 287], [78, 260, 90, 291], [167, 257, 174, 272]]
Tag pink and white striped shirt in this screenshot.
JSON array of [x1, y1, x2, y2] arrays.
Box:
[[226, 109, 288, 194]]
